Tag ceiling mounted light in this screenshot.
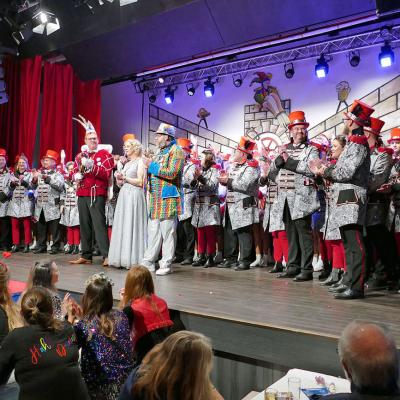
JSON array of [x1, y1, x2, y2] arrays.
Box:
[[284, 62, 295, 79], [32, 10, 60, 35], [349, 51, 360, 67], [315, 54, 329, 78], [232, 74, 242, 87], [158, 77, 164, 84], [149, 92, 157, 103], [164, 86, 174, 104], [379, 41, 395, 67], [204, 77, 215, 97], [186, 83, 195, 96]]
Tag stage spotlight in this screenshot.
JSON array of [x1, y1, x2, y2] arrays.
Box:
[[149, 92, 157, 103], [232, 74, 242, 87], [349, 51, 360, 67], [284, 62, 295, 79], [204, 78, 214, 97], [158, 77, 164, 84], [186, 83, 195, 96], [315, 54, 329, 78], [32, 10, 60, 35], [379, 42, 395, 67], [164, 86, 174, 104]]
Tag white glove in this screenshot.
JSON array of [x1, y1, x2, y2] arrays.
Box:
[[74, 172, 83, 182]]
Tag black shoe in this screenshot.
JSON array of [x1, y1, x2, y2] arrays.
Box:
[[234, 263, 250, 271], [320, 269, 340, 286], [217, 259, 236, 269], [269, 261, 283, 274], [277, 270, 299, 279], [71, 245, 80, 255], [11, 245, 19, 253], [180, 258, 193, 266], [334, 288, 364, 300], [366, 278, 388, 291], [33, 247, 47, 254], [172, 256, 183, 263], [329, 283, 348, 293], [49, 248, 60, 255], [65, 245, 73, 255], [22, 245, 30, 253], [204, 254, 215, 268], [192, 255, 206, 267], [293, 272, 313, 282]]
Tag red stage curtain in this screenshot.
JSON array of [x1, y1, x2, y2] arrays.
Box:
[[19, 56, 42, 163], [40, 62, 73, 160], [0, 56, 20, 165], [74, 77, 101, 148], [0, 56, 42, 166]]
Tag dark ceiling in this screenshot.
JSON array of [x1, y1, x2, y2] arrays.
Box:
[[0, 0, 398, 81]]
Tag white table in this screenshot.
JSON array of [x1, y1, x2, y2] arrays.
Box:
[[252, 368, 351, 400]]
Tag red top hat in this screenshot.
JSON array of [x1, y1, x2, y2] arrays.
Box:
[[122, 133, 136, 142], [0, 148, 7, 159], [176, 138, 193, 153], [388, 127, 400, 143], [42, 149, 59, 162], [237, 136, 257, 154], [364, 117, 385, 136], [344, 100, 374, 127], [288, 111, 310, 130]]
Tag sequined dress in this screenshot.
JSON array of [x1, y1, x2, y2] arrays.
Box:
[[74, 310, 134, 400]]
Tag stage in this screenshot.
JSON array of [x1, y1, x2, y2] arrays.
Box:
[[6, 252, 400, 399]]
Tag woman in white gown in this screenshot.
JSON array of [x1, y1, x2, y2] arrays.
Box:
[[108, 138, 147, 268]]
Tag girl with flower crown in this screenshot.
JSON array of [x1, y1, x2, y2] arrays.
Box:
[[66, 272, 133, 400]]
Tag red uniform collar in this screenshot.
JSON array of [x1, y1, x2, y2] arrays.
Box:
[[349, 135, 368, 145]]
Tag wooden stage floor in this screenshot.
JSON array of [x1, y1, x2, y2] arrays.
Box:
[[6, 252, 400, 345]]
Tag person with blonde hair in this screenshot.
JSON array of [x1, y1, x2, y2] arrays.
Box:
[[109, 136, 147, 268], [119, 330, 223, 400], [0, 262, 22, 343], [120, 265, 173, 363]]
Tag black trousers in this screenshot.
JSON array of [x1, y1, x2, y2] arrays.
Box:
[[175, 217, 195, 259], [283, 201, 313, 274], [0, 216, 11, 249], [340, 224, 366, 292], [366, 224, 399, 281], [78, 196, 109, 259], [36, 211, 61, 250], [224, 209, 252, 265]]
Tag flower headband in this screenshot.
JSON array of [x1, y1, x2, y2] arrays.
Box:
[[85, 272, 114, 287]]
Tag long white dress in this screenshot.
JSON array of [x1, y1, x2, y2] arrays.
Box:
[[108, 159, 147, 268]]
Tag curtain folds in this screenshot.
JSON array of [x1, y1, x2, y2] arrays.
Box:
[[74, 77, 101, 148], [40, 62, 74, 160]]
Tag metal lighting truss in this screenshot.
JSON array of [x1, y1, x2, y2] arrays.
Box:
[[135, 25, 400, 93]]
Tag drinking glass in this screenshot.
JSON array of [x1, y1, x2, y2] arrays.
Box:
[[288, 377, 301, 400]]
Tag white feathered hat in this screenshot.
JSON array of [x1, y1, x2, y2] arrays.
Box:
[[72, 114, 96, 134]]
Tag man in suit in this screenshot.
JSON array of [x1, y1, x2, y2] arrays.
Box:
[[322, 320, 400, 400], [268, 111, 320, 281]]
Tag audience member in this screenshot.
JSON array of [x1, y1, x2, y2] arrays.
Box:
[[119, 265, 173, 363], [0, 287, 89, 400], [323, 320, 400, 399], [25, 260, 66, 320], [119, 330, 224, 400], [0, 262, 22, 343], [67, 272, 133, 400]]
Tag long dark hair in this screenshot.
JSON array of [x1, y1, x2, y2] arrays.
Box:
[[28, 260, 57, 292], [21, 287, 63, 331], [82, 276, 115, 339]]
